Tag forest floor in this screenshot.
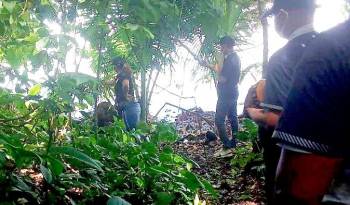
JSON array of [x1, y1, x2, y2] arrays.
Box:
[[173, 108, 265, 205]]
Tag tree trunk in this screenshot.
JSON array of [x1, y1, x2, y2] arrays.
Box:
[[258, 0, 269, 76], [144, 68, 154, 117], [147, 68, 161, 115], [133, 75, 140, 101], [75, 41, 86, 73], [146, 68, 154, 100], [94, 39, 103, 131], [140, 69, 147, 122]]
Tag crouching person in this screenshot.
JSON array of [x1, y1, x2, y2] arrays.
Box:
[[112, 57, 141, 131], [96, 101, 116, 127]]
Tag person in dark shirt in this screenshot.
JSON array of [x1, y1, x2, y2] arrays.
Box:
[[113, 57, 140, 131], [201, 36, 241, 158], [242, 80, 265, 119], [246, 0, 317, 204], [272, 19, 350, 205]]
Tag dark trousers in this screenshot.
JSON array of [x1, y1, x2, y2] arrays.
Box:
[[259, 127, 281, 205], [215, 97, 238, 149]]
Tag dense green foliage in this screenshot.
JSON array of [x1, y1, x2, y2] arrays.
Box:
[[0, 84, 217, 204], [0, 0, 262, 115], [234, 119, 263, 177]]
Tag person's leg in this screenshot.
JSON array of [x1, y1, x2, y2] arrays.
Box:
[[227, 99, 238, 146], [215, 99, 234, 148], [117, 107, 123, 119], [258, 128, 279, 205], [274, 148, 343, 205], [121, 110, 130, 131], [123, 102, 141, 131]]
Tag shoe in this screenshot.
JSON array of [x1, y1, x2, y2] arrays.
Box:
[[205, 131, 217, 142], [213, 148, 234, 158]]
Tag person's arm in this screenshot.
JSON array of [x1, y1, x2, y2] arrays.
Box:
[[199, 60, 221, 74], [247, 108, 281, 127], [231, 54, 241, 86], [252, 54, 285, 127], [121, 79, 130, 101], [104, 75, 118, 86]]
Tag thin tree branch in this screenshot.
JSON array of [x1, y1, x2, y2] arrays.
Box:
[[147, 68, 161, 108], [145, 68, 154, 102]]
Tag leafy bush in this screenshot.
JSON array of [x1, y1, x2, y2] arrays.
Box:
[[232, 119, 264, 177], [0, 86, 216, 204]]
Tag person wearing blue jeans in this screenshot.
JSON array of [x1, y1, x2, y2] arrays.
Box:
[[113, 57, 140, 131], [201, 36, 241, 158], [121, 102, 141, 131], [215, 95, 239, 149]]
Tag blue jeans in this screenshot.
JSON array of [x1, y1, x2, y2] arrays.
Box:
[[215, 98, 238, 149], [120, 102, 141, 131]]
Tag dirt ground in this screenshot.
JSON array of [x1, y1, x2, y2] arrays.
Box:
[[174, 135, 265, 205]]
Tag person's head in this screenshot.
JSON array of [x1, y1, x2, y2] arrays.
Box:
[[219, 36, 235, 55], [264, 0, 316, 39], [112, 57, 126, 73]]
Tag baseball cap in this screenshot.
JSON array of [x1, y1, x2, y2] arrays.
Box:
[[219, 36, 235, 46], [262, 0, 316, 18], [112, 57, 125, 68]]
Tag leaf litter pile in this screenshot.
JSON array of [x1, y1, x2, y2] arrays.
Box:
[[173, 108, 265, 205]]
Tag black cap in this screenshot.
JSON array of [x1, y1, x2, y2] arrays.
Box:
[[219, 36, 235, 47], [263, 0, 316, 18], [112, 57, 125, 68]]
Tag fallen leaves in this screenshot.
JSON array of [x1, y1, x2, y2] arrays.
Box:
[[174, 109, 265, 205]]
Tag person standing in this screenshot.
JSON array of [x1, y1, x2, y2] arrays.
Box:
[[246, 0, 317, 204], [201, 36, 241, 158], [112, 57, 141, 131], [272, 19, 350, 205]]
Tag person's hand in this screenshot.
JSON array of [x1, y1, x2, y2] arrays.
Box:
[[199, 60, 210, 68], [246, 108, 264, 122], [126, 94, 133, 101], [105, 78, 115, 86]]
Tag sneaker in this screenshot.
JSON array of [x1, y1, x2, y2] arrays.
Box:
[[213, 148, 234, 158]]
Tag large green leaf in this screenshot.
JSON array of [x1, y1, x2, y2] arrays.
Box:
[[155, 192, 175, 205], [49, 146, 103, 171], [180, 170, 202, 191], [237, 119, 258, 142], [201, 179, 218, 198], [125, 23, 141, 31], [28, 84, 42, 96], [40, 164, 53, 184], [12, 175, 31, 191], [58, 72, 97, 86], [107, 196, 131, 205], [47, 156, 64, 176], [5, 47, 22, 68], [0, 151, 6, 167], [3, 1, 16, 13]]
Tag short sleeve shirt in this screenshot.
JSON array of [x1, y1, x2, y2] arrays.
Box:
[[217, 52, 241, 100], [273, 20, 350, 157], [262, 32, 317, 112]]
